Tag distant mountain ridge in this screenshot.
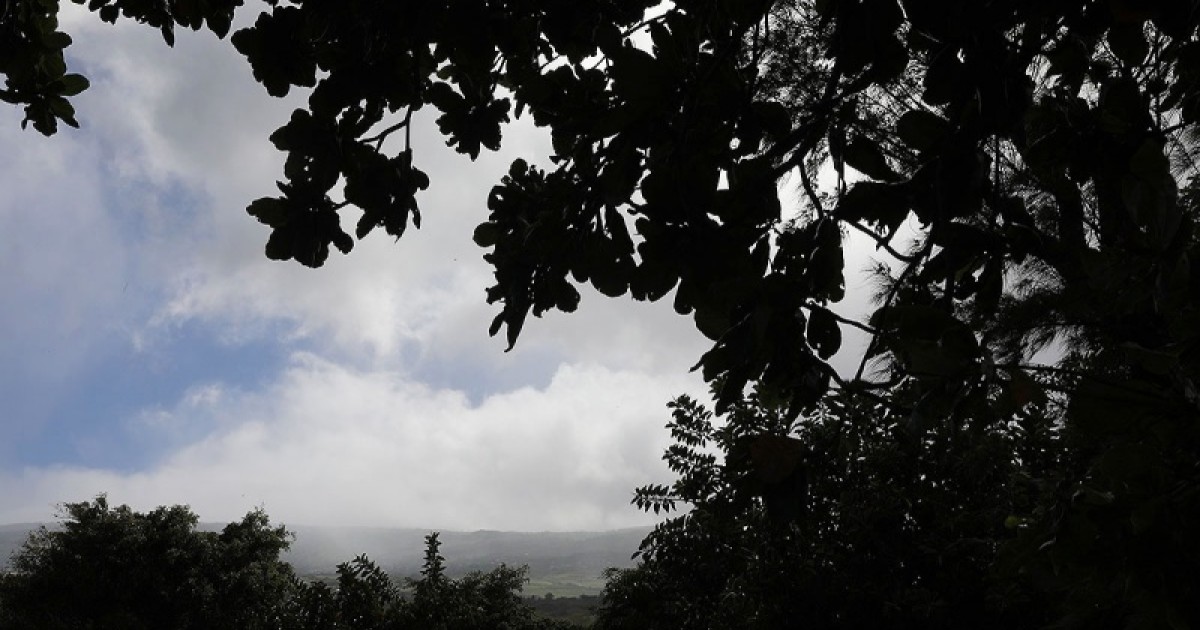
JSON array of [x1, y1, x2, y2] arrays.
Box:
[[282, 525, 650, 578], [1, 522, 651, 583]]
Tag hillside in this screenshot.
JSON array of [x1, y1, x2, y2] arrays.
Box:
[[1, 522, 650, 596]]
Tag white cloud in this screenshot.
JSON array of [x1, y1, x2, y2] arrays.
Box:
[[63, 18, 717, 379], [0, 354, 701, 531], [2, 5, 717, 533], [1, 4, 895, 535], [23, 5, 719, 384]]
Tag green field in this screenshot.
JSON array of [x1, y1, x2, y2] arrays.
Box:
[[523, 571, 609, 598]]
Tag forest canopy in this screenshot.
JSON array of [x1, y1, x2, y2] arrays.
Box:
[[4, 0, 1200, 627]]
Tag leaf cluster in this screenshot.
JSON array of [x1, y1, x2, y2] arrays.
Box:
[[0, 0, 238, 134]]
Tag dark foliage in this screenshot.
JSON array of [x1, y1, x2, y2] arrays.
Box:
[[0, 497, 295, 630], [280, 532, 571, 630], [0, 501, 570, 630], [596, 389, 1066, 629]]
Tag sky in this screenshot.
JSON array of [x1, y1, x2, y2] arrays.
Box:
[[0, 6, 883, 531]]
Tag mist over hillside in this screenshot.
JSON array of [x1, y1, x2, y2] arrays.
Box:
[[0, 524, 38, 567], [282, 526, 650, 578], [1, 522, 650, 585]]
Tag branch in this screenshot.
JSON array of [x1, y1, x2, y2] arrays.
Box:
[[993, 362, 1190, 405], [362, 108, 413, 149], [842, 218, 920, 263], [765, 63, 846, 171], [822, 362, 911, 414], [797, 159, 825, 217], [852, 242, 927, 382], [804, 302, 880, 336]]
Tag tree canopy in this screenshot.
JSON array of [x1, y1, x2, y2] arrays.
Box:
[[595, 388, 1065, 629], [0, 497, 296, 629], [6, 0, 1200, 627]]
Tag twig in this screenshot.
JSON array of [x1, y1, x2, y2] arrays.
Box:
[[843, 218, 920, 263], [822, 362, 911, 414], [797, 159, 825, 218], [804, 302, 879, 336], [852, 243, 927, 382]]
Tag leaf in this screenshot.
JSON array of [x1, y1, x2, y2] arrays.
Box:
[[599, 147, 642, 205], [806, 306, 842, 360], [48, 97, 78, 128], [809, 241, 846, 302], [472, 222, 503, 248], [750, 100, 792, 139], [870, 305, 979, 379], [896, 109, 950, 153], [869, 35, 909, 82], [331, 229, 353, 255], [247, 197, 288, 227], [1108, 22, 1149, 67], [908, 387, 952, 434], [748, 434, 805, 484], [206, 11, 234, 39], [264, 229, 291, 261], [630, 260, 678, 301], [1004, 515, 1029, 530], [921, 52, 965, 105], [554, 281, 581, 313], [605, 205, 633, 251], [56, 74, 89, 97], [833, 181, 908, 234], [995, 367, 1047, 415], [43, 31, 72, 50], [591, 263, 629, 297], [1120, 342, 1180, 375], [609, 46, 667, 106], [693, 305, 730, 341], [842, 136, 899, 181], [1045, 37, 1089, 82], [230, 8, 317, 98], [503, 309, 526, 351]]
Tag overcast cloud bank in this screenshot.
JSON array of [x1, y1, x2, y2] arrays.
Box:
[[1, 8, 719, 530]]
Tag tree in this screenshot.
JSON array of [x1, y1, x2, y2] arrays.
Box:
[[0, 496, 297, 630], [0, 500, 570, 630], [395, 533, 569, 630], [7, 0, 1200, 626], [281, 533, 570, 630], [280, 554, 406, 630], [596, 388, 1066, 629]]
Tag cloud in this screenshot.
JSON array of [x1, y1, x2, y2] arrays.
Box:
[[1, 4, 895, 535], [61, 15, 716, 387], [32, 5, 721, 388], [0, 354, 701, 531], [2, 5, 718, 533]]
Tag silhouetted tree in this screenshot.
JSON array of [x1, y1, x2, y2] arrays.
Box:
[[0, 496, 296, 630], [282, 532, 570, 630], [596, 388, 1066, 629]]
